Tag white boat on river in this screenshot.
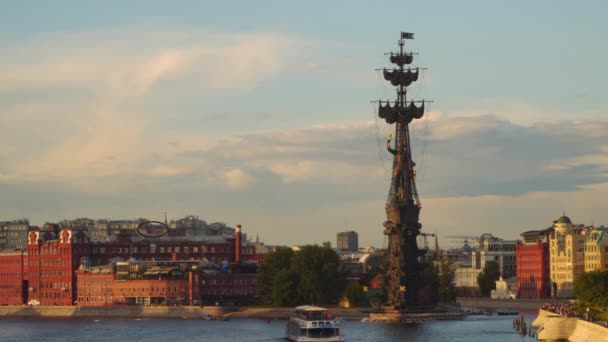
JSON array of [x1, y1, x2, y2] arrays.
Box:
[[285, 306, 345, 341]]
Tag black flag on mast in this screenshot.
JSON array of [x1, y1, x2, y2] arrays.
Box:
[[401, 32, 414, 39]]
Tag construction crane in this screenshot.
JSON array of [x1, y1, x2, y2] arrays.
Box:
[[419, 232, 436, 250]]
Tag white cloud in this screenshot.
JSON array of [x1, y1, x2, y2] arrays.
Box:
[[222, 168, 252, 189], [1, 26, 607, 247], [0, 28, 298, 191], [271, 160, 318, 183], [446, 99, 603, 125], [421, 182, 608, 245], [147, 166, 191, 177]]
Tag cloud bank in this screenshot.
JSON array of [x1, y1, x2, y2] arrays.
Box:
[[1, 28, 607, 246]]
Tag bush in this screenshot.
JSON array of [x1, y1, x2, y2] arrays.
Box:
[[344, 281, 364, 307]]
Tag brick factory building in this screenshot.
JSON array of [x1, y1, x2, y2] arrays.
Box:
[[0, 222, 265, 306], [26, 227, 91, 306], [0, 250, 26, 305], [76, 261, 202, 306], [201, 263, 259, 304]]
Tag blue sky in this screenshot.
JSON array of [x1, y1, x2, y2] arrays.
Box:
[[1, 1, 607, 247]]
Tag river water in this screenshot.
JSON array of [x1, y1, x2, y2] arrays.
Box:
[[0, 314, 537, 342]]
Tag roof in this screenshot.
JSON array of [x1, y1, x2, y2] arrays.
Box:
[[555, 215, 572, 224]]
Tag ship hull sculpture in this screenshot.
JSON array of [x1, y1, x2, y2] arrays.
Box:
[[376, 32, 436, 310]]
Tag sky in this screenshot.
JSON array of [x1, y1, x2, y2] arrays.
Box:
[[1, 1, 607, 248]]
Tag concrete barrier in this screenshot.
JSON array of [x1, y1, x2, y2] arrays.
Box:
[[536, 314, 578, 341], [532, 309, 608, 342], [569, 319, 608, 342]]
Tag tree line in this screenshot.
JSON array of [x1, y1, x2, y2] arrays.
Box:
[[257, 244, 347, 306]]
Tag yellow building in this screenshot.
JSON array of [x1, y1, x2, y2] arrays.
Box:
[[549, 215, 586, 298], [584, 227, 608, 272]]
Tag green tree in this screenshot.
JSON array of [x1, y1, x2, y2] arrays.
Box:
[[438, 261, 456, 303], [290, 244, 346, 305], [272, 269, 300, 307], [477, 261, 500, 297], [574, 270, 608, 307], [343, 281, 364, 307], [257, 244, 346, 306], [257, 247, 294, 304]]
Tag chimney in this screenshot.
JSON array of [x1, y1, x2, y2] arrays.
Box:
[[235, 224, 242, 263]]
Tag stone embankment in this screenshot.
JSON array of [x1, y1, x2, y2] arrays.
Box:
[[225, 307, 367, 320], [456, 297, 571, 310], [0, 306, 368, 320], [0, 305, 229, 319], [532, 309, 608, 342], [365, 311, 469, 323]]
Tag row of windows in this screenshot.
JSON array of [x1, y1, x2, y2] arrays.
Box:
[[584, 255, 608, 261], [551, 274, 573, 280], [0, 232, 23, 237], [40, 282, 70, 289], [40, 270, 70, 278], [517, 264, 540, 271], [40, 291, 70, 300], [38, 259, 70, 267], [0, 256, 21, 266], [0, 272, 21, 277], [39, 248, 72, 255], [204, 288, 257, 296], [82, 286, 186, 294], [203, 279, 257, 286], [80, 296, 113, 303]]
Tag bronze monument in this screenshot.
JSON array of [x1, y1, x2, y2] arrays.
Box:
[[376, 32, 435, 309]]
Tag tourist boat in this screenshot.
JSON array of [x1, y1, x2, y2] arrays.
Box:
[[285, 306, 345, 341]]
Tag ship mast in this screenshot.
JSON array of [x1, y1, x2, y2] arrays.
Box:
[[376, 32, 432, 309]]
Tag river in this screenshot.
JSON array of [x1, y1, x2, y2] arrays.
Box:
[[0, 314, 537, 342]]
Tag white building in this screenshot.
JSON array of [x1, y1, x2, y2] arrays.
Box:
[[471, 234, 517, 278], [491, 276, 516, 299]]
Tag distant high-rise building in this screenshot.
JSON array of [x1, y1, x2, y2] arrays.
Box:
[[337, 231, 358, 251]]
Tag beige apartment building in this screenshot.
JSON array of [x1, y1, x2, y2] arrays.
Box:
[[584, 227, 608, 272], [549, 215, 586, 298]]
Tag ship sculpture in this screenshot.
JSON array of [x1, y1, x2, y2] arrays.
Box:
[[376, 32, 435, 309]]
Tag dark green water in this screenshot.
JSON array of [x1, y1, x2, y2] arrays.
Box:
[[0, 314, 537, 342]]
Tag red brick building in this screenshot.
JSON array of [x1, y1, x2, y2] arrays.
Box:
[[0, 250, 26, 305], [516, 229, 551, 299], [26, 228, 91, 305], [76, 261, 202, 306], [201, 272, 259, 301], [0, 223, 265, 306]]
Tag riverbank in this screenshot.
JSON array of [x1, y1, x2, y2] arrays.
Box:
[[0, 305, 369, 320], [456, 297, 572, 310]]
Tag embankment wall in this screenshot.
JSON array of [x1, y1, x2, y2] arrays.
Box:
[[0, 306, 228, 318], [456, 298, 569, 310], [0, 306, 367, 319]]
